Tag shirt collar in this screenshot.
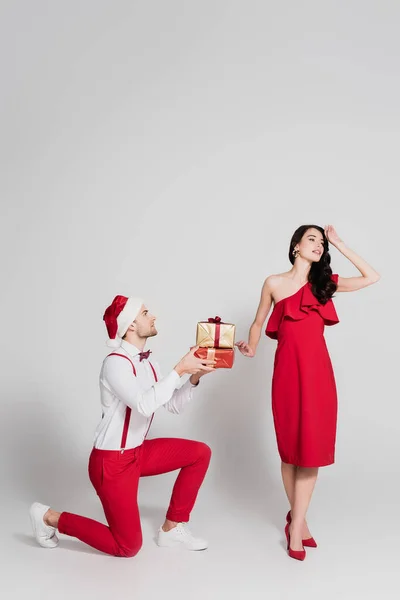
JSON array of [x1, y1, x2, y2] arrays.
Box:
[[120, 340, 145, 359]]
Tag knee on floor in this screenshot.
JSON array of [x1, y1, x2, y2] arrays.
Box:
[[116, 539, 143, 558]]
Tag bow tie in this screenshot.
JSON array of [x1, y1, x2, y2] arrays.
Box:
[[138, 350, 152, 362]]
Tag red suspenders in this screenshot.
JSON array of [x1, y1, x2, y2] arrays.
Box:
[[108, 353, 158, 453]]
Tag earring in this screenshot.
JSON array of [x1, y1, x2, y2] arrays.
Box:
[[292, 249, 299, 258]]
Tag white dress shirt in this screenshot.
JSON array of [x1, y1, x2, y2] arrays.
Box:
[[93, 341, 198, 450]]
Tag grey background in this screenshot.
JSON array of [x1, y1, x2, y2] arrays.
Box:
[[1, 1, 398, 599]]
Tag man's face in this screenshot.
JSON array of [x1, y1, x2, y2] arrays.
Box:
[[133, 305, 158, 339]]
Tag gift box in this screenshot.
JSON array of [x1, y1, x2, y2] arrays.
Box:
[[194, 347, 235, 369], [196, 316, 236, 349]]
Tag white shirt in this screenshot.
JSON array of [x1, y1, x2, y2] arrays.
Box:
[[93, 341, 198, 450]]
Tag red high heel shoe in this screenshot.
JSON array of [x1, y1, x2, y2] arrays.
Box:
[[286, 511, 317, 548], [285, 523, 306, 561]]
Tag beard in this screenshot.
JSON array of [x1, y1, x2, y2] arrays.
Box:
[[137, 324, 158, 339]]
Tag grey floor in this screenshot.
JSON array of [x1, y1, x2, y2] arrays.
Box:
[[3, 468, 398, 600]]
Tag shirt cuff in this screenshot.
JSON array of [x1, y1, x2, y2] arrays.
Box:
[[169, 369, 182, 389]]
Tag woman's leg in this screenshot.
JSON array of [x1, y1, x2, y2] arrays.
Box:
[[281, 462, 314, 540], [281, 461, 297, 507], [289, 467, 319, 551]]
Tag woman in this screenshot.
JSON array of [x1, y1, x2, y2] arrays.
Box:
[[236, 224, 380, 561]]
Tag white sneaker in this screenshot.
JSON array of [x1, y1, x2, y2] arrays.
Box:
[[156, 523, 208, 551], [29, 502, 59, 548]]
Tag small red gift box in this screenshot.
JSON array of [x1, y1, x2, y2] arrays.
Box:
[[194, 347, 235, 369]]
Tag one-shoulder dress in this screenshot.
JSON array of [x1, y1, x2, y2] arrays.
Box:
[[265, 275, 339, 467]]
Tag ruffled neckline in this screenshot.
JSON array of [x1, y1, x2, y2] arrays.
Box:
[[265, 278, 339, 340]]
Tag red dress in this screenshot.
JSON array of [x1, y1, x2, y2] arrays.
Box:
[[265, 275, 339, 467]]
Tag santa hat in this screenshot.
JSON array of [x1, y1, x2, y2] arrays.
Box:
[[103, 295, 144, 347]]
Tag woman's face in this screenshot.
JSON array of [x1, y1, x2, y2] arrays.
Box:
[[295, 228, 325, 262]]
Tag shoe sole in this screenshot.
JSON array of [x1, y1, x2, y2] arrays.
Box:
[[156, 539, 208, 551]]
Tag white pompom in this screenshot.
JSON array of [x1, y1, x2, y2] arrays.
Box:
[[106, 338, 121, 348]]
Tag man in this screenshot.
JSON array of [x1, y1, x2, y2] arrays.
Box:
[[30, 295, 215, 557]]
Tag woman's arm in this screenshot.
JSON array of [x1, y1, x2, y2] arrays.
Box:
[[325, 225, 381, 292], [236, 277, 274, 357]]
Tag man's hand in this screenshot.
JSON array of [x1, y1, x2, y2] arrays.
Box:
[[174, 346, 216, 377], [189, 366, 216, 386]]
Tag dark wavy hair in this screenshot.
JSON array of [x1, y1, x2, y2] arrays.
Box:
[[289, 225, 337, 305]]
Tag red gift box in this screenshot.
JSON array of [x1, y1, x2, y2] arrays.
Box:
[[194, 347, 235, 369]]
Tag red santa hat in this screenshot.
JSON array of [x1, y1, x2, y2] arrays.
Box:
[[103, 295, 144, 347]]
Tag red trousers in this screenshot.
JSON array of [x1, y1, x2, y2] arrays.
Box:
[[58, 438, 211, 557]]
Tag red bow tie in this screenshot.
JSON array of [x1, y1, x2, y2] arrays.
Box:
[[138, 350, 152, 361]]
